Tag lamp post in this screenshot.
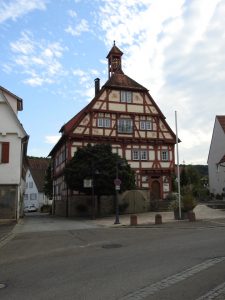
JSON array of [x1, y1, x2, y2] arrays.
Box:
[[114, 149, 122, 224]]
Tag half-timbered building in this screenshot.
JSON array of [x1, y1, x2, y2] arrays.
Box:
[[49, 43, 177, 213]]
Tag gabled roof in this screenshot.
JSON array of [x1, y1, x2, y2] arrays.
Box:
[[28, 158, 50, 192], [103, 72, 148, 92], [217, 115, 225, 133], [0, 86, 28, 138], [0, 86, 23, 111], [106, 42, 123, 58]]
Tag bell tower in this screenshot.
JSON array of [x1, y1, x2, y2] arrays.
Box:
[[106, 41, 123, 78]]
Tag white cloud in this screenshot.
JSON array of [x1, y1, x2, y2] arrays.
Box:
[[97, 0, 225, 164], [0, 0, 47, 23], [65, 18, 90, 36], [45, 135, 61, 145], [9, 31, 67, 86], [68, 9, 77, 18]]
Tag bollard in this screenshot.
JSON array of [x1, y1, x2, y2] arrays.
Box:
[[188, 211, 196, 222], [130, 214, 137, 226], [155, 214, 162, 225]]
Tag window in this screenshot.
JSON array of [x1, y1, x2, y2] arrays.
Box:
[[161, 150, 169, 161], [29, 182, 33, 188], [121, 91, 132, 103], [140, 120, 152, 130], [140, 150, 147, 160], [0, 142, 9, 163], [24, 194, 28, 201], [117, 119, 133, 133], [30, 193, 37, 200], [133, 150, 139, 160], [97, 118, 110, 128], [132, 150, 148, 160]]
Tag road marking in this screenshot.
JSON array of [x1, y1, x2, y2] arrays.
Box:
[[195, 281, 225, 300], [120, 257, 225, 300]]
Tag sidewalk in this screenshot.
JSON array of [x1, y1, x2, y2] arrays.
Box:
[[1, 205, 225, 248], [89, 204, 225, 228], [0, 222, 16, 247]]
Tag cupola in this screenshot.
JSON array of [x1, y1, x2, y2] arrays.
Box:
[[106, 41, 123, 78]]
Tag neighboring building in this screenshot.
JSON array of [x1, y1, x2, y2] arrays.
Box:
[[208, 116, 225, 196], [0, 86, 29, 220], [49, 43, 177, 214], [24, 158, 52, 211]]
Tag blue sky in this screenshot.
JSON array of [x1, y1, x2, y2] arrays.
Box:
[[1, 0, 225, 164]]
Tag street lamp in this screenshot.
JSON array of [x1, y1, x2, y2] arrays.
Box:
[[114, 149, 124, 225]]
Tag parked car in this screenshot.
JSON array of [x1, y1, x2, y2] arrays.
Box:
[[24, 205, 37, 212]]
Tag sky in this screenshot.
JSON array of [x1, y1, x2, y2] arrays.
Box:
[[1, 0, 225, 165]]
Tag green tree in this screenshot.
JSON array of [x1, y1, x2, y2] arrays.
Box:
[[64, 143, 135, 197], [186, 165, 200, 186], [180, 166, 189, 187], [43, 163, 53, 199]]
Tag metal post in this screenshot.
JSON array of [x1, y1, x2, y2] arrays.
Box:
[[91, 162, 95, 220], [175, 111, 181, 219], [114, 149, 120, 224]]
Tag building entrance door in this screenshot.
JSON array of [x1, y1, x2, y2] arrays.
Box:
[[151, 180, 160, 200]]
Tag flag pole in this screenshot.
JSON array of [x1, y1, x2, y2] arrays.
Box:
[[175, 111, 181, 219]]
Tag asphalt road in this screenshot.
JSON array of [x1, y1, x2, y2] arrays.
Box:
[[0, 214, 225, 300]]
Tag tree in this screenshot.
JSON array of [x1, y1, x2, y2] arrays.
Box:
[[64, 143, 135, 197], [180, 166, 189, 187], [43, 163, 53, 199]]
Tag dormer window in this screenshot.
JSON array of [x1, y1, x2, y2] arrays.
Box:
[[121, 91, 132, 103]]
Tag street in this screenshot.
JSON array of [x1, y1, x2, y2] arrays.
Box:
[[0, 213, 225, 300]]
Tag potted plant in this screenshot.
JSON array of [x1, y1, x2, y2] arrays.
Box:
[[169, 193, 197, 220]]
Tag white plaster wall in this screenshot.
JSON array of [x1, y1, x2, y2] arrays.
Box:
[[24, 170, 39, 209], [0, 135, 22, 184], [208, 118, 225, 195]]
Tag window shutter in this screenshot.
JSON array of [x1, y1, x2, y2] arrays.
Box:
[[2, 142, 9, 163]]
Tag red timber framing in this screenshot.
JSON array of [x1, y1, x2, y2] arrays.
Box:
[[49, 42, 177, 201]]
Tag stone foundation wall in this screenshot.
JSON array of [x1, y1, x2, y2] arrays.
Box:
[[54, 189, 150, 218]]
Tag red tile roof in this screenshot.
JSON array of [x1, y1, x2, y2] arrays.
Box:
[[106, 43, 123, 58], [28, 158, 50, 192], [217, 115, 225, 133], [103, 72, 148, 91]]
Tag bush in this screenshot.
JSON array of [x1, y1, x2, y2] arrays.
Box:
[[40, 204, 52, 213], [182, 194, 197, 212], [168, 193, 197, 212]]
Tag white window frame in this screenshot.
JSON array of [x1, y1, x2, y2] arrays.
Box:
[[132, 150, 139, 160], [132, 150, 148, 160], [140, 150, 147, 160], [117, 119, 133, 133], [140, 120, 152, 130], [97, 118, 111, 128], [161, 150, 169, 161], [121, 91, 132, 103]]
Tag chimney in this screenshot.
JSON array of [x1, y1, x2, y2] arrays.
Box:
[[94, 78, 100, 96]]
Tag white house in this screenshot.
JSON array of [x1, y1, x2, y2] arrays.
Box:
[[24, 158, 51, 210], [208, 115, 225, 197], [0, 86, 29, 220]]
